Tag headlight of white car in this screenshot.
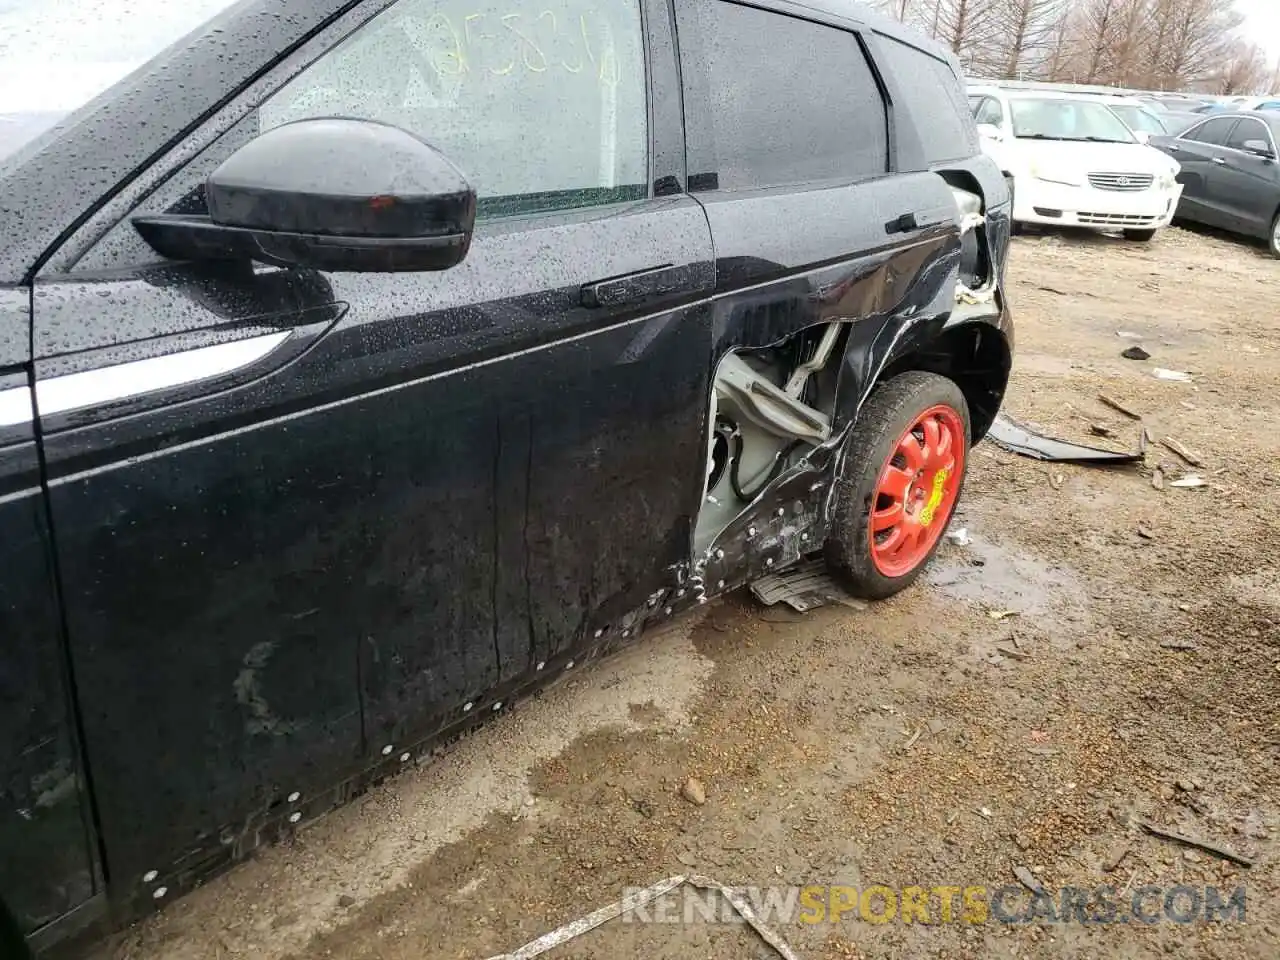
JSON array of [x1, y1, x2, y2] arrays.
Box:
[[1029, 160, 1085, 186]]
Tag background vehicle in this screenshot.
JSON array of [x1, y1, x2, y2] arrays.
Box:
[[1149, 111, 1280, 257], [968, 86, 1182, 241], [1096, 95, 1173, 142], [0, 0, 1010, 953]]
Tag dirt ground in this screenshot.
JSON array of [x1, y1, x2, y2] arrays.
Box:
[[100, 224, 1280, 960]]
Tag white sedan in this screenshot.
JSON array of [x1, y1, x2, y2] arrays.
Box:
[[967, 86, 1183, 241]]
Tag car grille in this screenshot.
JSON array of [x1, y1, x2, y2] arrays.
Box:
[[1077, 212, 1160, 226], [1088, 172, 1154, 192]]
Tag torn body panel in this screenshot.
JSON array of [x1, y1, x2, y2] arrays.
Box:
[[692, 167, 1012, 577]]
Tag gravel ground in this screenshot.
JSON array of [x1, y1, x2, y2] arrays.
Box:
[[101, 224, 1280, 960]]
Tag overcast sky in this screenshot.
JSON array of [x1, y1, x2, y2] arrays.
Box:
[[1237, 0, 1280, 61]]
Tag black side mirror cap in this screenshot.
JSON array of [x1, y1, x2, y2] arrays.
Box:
[[134, 118, 477, 272]]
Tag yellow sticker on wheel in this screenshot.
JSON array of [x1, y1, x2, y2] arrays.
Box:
[[919, 468, 950, 527]]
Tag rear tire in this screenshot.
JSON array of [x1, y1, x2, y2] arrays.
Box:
[[1123, 228, 1157, 242], [1269, 211, 1280, 259], [824, 371, 970, 601]]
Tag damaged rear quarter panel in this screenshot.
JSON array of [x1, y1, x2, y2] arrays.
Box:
[[685, 170, 974, 593]]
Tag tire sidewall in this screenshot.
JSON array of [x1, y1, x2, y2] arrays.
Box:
[[825, 372, 971, 600]]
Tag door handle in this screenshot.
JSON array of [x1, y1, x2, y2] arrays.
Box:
[[1211, 157, 1227, 165], [884, 211, 921, 234], [580, 264, 685, 308]]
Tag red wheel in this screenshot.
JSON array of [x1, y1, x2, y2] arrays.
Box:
[[825, 372, 970, 599], [868, 405, 966, 578]]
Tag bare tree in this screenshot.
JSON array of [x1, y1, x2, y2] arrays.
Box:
[[1075, 0, 1124, 83], [932, 0, 995, 66], [875, 0, 1264, 94], [1212, 41, 1270, 94], [987, 0, 1067, 78]]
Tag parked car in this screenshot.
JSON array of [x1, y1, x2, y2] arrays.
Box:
[[967, 86, 1182, 240], [1149, 111, 1280, 257], [0, 0, 1012, 953], [1096, 95, 1173, 141]]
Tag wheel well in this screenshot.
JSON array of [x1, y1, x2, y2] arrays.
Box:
[[876, 323, 1011, 443]]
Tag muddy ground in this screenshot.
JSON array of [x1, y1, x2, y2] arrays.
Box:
[[101, 224, 1280, 960]]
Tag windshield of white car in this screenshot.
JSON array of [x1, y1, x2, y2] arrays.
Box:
[[1010, 99, 1137, 144], [1109, 105, 1166, 135], [0, 0, 243, 163]]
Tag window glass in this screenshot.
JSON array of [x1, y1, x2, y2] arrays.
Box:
[[1110, 105, 1166, 135], [1226, 118, 1270, 150], [1182, 117, 1237, 145], [1008, 98, 1134, 143], [974, 97, 1003, 126], [877, 36, 977, 164], [675, 0, 887, 192], [262, 0, 647, 220]]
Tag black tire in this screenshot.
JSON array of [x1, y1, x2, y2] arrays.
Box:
[[1123, 228, 1157, 242], [824, 371, 970, 601], [1269, 211, 1280, 259]]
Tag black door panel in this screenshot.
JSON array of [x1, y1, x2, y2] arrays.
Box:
[[35, 196, 714, 908], [0, 290, 98, 936], [698, 173, 960, 353]]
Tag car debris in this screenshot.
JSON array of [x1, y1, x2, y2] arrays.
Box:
[[1169, 475, 1206, 488], [987, 413, 1146, 464], [1098, 394, 1141, 419], [1138, 820, 1254, 868], [1153, 368, 1193, 382], [1160, 437, 1203, 467], [750, 559, 869, 613], [484, 873, 803, 960], [1116, 330, 1144, 340], [945, 528, 973, 546], [1121, 345, 1151, 360]]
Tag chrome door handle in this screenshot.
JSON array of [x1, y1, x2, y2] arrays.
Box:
[[1211, 157, 1227, 165]]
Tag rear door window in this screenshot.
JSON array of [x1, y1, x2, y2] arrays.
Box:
[[674, 0, 887, 192], [1182, 117, 1238, 146], [1225, 117, 1272, 151], [874, 35, 976, 164]]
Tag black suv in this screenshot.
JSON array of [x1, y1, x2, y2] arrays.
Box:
[[0, 0, 1011, 952]]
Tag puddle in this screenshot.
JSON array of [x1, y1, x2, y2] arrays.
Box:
[[926, 533, 1091, 634]]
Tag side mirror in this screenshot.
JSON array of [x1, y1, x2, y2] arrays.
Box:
[[134, 119, 476, 272], [976, 123, 1003, 142], [1242, 139, 1276, 160]]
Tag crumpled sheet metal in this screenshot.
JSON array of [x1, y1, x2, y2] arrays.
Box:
[[483, 873, 803, 960], [987, 412, 1147, 464]]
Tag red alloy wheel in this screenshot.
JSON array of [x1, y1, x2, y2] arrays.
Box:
[[867, 404, 966, 578]]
